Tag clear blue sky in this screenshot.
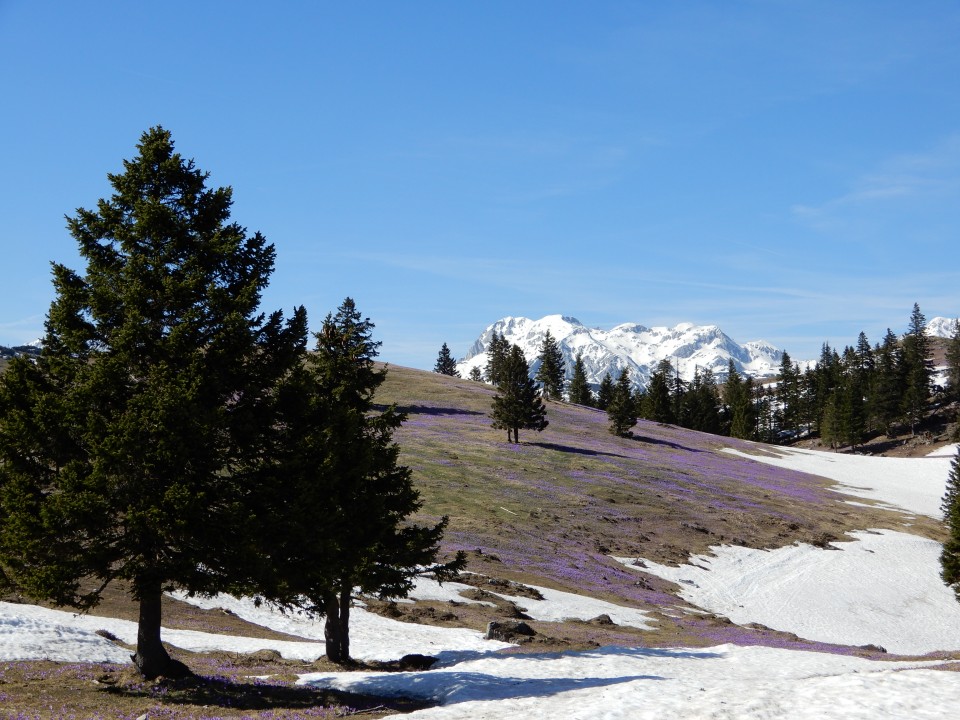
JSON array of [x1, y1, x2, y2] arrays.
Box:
[[1, 1, 957, 367]]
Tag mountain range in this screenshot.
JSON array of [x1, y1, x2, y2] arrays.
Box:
[[456, 315, 959, 391], [456, 315, 785, 390]]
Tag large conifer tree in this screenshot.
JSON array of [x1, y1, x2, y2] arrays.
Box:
[[258, 298, 464, 663], [607, 367, 637, 437], [945, 320, 960, 405], [434, 342, 460, 377], [535, 330, 566, 401], [0, 128, 306, 678], [485, 331, 510, 386], [901, 303, 932, 435], [941, 449, 960, 600], [491, 345, 548, 443], [568, 352, 593, 406]]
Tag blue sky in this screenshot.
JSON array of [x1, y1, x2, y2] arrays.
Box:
[[1, 1, 957, 368]]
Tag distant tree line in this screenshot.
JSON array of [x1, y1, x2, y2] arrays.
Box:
[[461, 304, 960, 448]]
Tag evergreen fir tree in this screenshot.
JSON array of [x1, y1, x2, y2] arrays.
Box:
[[490, 345, 548, 443], [535, 330, 566, 401], [723, 360, 755, 439], [901, 303, 933, 435], [258, 298, 464, 663], [940, 449, 960, 600], [568, 352, 593, 406], [0, 128, 307, 679], [685, 367, 721, 434], [485, 331, 510, 386], [776, 351, 803, 439], [945, 320, 960, 404], [607, 367, 637, 437], [642, 359, 674, 423], [468, 366, 483, 382], [873, 329, 903, 436], [434, 342, 460, 377], [596, 373, 614, 411]]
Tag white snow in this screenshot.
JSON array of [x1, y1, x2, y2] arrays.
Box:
[[298, 644, 952, 720], [619, 529, 960, 654], [723, 444, 952, 518], [408, 576, 655, 630], [3, 444, 960, 717]]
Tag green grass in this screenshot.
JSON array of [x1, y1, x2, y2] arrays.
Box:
[[376, 364, 943, 651]]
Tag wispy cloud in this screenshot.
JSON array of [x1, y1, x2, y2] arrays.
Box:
[[792, 134, 960, 227]]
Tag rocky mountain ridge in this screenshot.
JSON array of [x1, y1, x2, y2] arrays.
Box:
[[457, 315, 786, 390]]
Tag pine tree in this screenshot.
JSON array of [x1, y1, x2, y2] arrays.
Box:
[[607, 367, 637, 437], [642, 359, 674, 423], [596, 373, 614, 411], [723, 360, 755, 440], [902, 303, 933, 435], [568, 352, 593, 406], [776, 351, 803, 439], [491, 345, 548, 443], [434, 342, 460, 377], [258, 299, 464, 663], [535, 330, 566, 401], [945, 320, 960, 404], [873, 329, 903, 436], [0, 127, 307, 679], [685, 367, 721, 434], [468, 366, 483, 382], [485, 331, 510, 386], [941, 449, 960, 600]]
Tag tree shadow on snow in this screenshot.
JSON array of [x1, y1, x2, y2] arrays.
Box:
[[307, 670, 665, 706]]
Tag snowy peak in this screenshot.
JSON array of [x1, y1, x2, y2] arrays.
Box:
[[927, 317, 959, 339], [458, 315, 785, 390]]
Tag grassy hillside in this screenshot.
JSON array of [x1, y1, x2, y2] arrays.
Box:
[[376, 364, 943, 650]]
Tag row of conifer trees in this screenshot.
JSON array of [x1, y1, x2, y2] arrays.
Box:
[[438, 305, 960, 448]]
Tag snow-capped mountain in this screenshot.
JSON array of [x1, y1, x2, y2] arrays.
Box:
[[457, 315, 784, 390], [927, 317, 958, 339]]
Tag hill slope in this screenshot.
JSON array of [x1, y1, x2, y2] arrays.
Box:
[[377, 364, 942, 649]]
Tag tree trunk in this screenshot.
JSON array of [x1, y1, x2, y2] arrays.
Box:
[[324, 592, 344, 663], [338, 586, 351, 661], [323, 585, 353, 663], [131, 582, 172, 679]]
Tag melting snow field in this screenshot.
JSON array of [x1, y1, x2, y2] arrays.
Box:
[[1, 445, 959, 718]]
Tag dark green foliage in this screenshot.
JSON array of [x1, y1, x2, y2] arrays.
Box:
[[258, 298, 464, 663], [776, 351, 803, 438], [535, 330, 566, 401], [568, 352, 593, 406], [607, 367, 637, 437], [596, 373, 614, 411], [484, 331, 510, 386], [468, 366, 483, 382], [941, 449, 960, 601], [872, 329, 903, 436], [0, 127, 307, 679], [684, 367, 721, 434], [490, 345, 548, 443], [901, 303, 932, 435], [723, 361, 755, 440], [642, 359, 674, 424], [946, 320, 960, 404], [434, 342, 460, 377]]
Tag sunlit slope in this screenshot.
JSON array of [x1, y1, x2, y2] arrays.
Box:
[[376, 365, 939, 637]]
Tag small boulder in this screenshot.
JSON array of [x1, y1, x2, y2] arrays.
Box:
[[486, 620, 536, 642], [398, 653, 438, 671]]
